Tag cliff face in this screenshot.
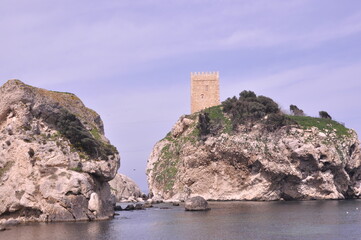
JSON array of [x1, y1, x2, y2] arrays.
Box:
[[109, 173, 142, 201], [147, 105, 361, 201], [0, 80, 120, 223]]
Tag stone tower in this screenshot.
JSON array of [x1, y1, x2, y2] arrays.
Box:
[[191, 72, 220, 114]]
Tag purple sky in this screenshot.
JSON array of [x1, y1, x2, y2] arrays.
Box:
[[1, 0, 361, 191]]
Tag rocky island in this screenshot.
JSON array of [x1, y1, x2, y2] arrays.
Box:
[[147, 91, 361, 201], [0, 80, 120, 224]]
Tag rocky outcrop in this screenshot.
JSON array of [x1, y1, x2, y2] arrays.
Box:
[[147, 106, 361, 201], [0, 80, 120, 223], [109, 173, 142, 202], [185, 196, 209, 211]]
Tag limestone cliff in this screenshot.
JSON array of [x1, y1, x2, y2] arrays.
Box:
[[109, 173, 142, 201], [0, 79, 120, 223], [147, 92, 361, 201]]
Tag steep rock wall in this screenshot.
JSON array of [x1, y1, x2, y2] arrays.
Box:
[[0, 80, 120, 223]]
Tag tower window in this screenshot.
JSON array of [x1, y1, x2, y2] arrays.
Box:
[[205, 85, 209, 91], [201, 94, 204, 99]]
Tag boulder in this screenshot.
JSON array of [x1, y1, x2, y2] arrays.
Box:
[[134, 203, 145, 210], [124, 204, 135, 211], [150, 197, 163, 204], [114, 205, 122, 211], [185, 196, 209, 211], [143, 202, 153, 208]]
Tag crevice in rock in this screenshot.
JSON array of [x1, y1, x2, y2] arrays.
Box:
[[1, 207, 43, 220]]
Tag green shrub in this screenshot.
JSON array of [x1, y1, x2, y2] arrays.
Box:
[[40, 108, 117, 160], [290, 105, 305, 116], [222, 90, 282, 130], [197, 112, 211, 140], [319, 111, 332, 119]]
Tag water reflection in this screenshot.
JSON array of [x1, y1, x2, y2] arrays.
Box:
[[2, 200, 361, 240]]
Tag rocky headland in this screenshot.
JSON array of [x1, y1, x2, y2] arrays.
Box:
[[147, 91, 361, 201], [0, 80, 120, 224]]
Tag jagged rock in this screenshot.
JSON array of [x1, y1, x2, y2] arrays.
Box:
[[185, 196, 209, 211], [0, 80, 120, 223], [147, 108, 361, 201], [109, 173, 142, 202]]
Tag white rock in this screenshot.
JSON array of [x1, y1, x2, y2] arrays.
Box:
[[88, 193, 100, 212], [0, 80, 120, 223]]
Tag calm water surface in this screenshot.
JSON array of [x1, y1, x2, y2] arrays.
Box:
[[2, 200, 361, 240]]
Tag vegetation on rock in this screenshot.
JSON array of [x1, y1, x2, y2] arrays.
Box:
[[290, 105, 305, 116], [319, 111, 332, 119], [196, 90, 295, 137], [41, 109, 117, 160]]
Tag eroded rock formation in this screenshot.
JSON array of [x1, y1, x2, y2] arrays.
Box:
[[147, 103, 361, 201], [109, 173, 142, 202], [0, 80, 120, 223]]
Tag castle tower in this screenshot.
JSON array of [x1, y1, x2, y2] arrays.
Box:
[[191, 72, 220, 114]]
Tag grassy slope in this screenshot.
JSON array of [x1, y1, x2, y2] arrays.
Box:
[[288, 115, 350, 137]]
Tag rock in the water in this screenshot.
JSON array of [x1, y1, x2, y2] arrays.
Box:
[[143, 202, 153, 208], [2, 219, 20, 226], [141, 194, 148, 200], [172, 202, 180, 206], [124, 204, 135, 211], [114, 205, 122, 211], [185, 196, 209, 211], [147, 96, 361, 201], [0, 80, 120, 223], [0, 226, 7, 231], [134, 203, 145, 210], [109, 173, 142, 202], [150, 197, 163, 204]]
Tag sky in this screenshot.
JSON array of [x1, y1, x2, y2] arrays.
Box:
[[1, 0, 361, 191]]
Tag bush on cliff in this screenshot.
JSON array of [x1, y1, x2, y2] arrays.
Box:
[[41, 109, 117, 160], [222, 90, 291, 131]]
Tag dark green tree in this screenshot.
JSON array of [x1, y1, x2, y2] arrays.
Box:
[[290, 105, 305, 116], [319, 111, 332, 119]]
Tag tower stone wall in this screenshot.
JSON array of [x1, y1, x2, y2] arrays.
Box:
[[191, 72, 220, 114]]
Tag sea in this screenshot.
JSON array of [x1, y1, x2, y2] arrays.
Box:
[[2, 200, 361, 240]]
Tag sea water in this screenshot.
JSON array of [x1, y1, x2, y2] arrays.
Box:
[[2, 200, 361, 240]]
